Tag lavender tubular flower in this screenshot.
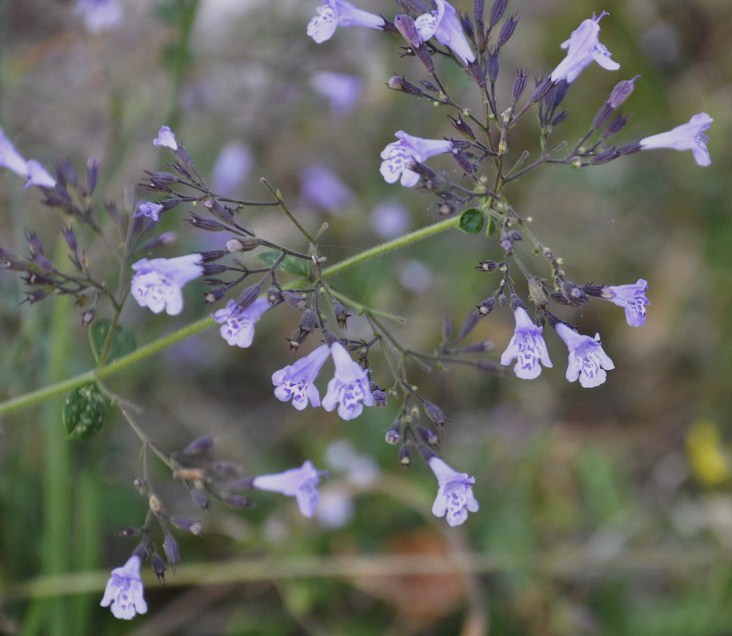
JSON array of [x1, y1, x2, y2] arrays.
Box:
[[307, 0, 385, 44], [601, 279, 650, 327], [153, 125, 178, 151], [380, 131, 454, 187], [134, 201, 164, 222], [272, 344, 331, 410], [500, 306, 553, 379], [414, 0, 476, 64], [75, 0, 123, 34], [100, 555, 147, 620], [252, 460, 324, 518], [310, 72, 362, 114], [131, 254, 203, 316], [24, 160, 56, 189], [428, 457, 479, 527], [555, 323, 615, 388], [639, 113, 713, 167], [322, 342, 374, 420], [550, 12, 619, 84], [213, 297, 270, 348], [0, 128, 56, 189]]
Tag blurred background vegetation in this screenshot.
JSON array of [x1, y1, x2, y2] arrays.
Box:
[[1, 0, 731, 634]]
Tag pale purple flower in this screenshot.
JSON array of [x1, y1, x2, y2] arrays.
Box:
[[134, 201, 164, 222], [550, 12, 619, 84], [310, 72, 362, 114], [307, 0, 385, 44], [428, 456, 479, 527], [601, 279, 649, 327], [252, 460, 324, 518], [322, 342, 374, 420], [130, 253, 203, 316], [24, 160, 57, 189], [555, 323, 615, 388], [75, 0, 123, 34], [415, 0, 476, 65], [0, 128, 56, 189], [211, 142, 252, 197], [213, 297, 270, 348], [300, 164, 353, 214], [500, 306, 553, 379], [153, 125, 178, 151], [370, 200, 411, 239], [380, 131, 454, 187], [272, 344, 331, 410], [639, 113, 713, 167], [100, 555, 147, 620]]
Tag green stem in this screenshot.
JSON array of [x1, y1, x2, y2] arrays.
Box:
[[0, 215, 461, 418]]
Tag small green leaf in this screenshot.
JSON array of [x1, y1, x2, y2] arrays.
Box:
[[257, 250, 310, 277], [63, 383, 108, 440], [89, 319, 136, 364], [486, 217, 496, 236], [458, 208, 484, 234]]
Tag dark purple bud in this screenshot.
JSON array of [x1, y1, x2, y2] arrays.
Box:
[[476, 297, 496, 316], [394, 14, 422, 49], [385, 421, 402, 445], [299, 308, 317, 334], [143, 170, 178, 189], [460, 12, 475, 40], [460, 339, 495, 353], [487, 48, 499, 83], [592, 102, 614, 130], [332, 300, 351, 328], [551, 111, 569, 126], [423, 400, 448, 427], [448, 114, 476, 140], [603, 113, 630, 139], [204, 287, 227, 304], [200, 250, 227, 263], [398, 444, 412, 466], [476, 259, 498, 272], [512, 68, 528, 102], [497, 13, 518, 47], [387, 75, 425, 97], [371, 387, 387, 407], [590, 148, 620, 165], [162, 533, 180, 568], [61, 225, 78, 255], [609, 75, 639, 108], [236, 283, 262, 310], [203, 198, 235, 224], [55, 159, 79, 189], [489, 0, 507, 26], [498, 293, 507, 305], [170, 516, 204, 535], [451, 147, 475, 174], [140, 231, 176, 252], [190, 489, 210, 511], [458, 310, 480, 339], [559, 280, 587, 305], [547, 80, 570, 109], [179, 435, 215, 457], [531, 75, 553, 102], [267, 286, 284, 307], [442, 316, 454, 341], [417, 426, 440, 447], [474, 0, 485, 24], [187, 214, 227, 232], [221, 495, 253, 509], [396, 0, 429, 13], [151, 552, 166, 583], [475, 359, 503, 373], [617, 140, 642, 156], [86, 156, 100, 195], [283, 290, 307, 311]]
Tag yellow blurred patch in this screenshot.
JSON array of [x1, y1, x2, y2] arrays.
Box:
[[686, 419, 731, 487]]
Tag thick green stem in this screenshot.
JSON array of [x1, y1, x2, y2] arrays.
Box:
[[0, 215, 461, 418]]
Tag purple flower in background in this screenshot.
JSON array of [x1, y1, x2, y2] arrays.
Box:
[[300, 164, 353, 214], [134, 201, 164, 222], [211, 142, 252, 197], [252, 460, 324, 518], [601, 279, 649, 327], [130, 254, 203, 316], [100, 555, 147, 620], [0, 128, 56, 189], [370, 200, 411, 239], [75, 0, 123, 34], [213, 297, 270, 348], [272, 344, 331, 410], [415, 0, 476, 65], [555, 323, 615, 388], [307, 0, 385, 44], [428, 456, 479, 527], [322, 342, 374, 420], [310, 72, 362, 114], [500, 306, 553, 379], [153, 125, 178, 151], [640, 113, 713, 167], [380, 131, 454, 187], [550, 12, 619, 83]]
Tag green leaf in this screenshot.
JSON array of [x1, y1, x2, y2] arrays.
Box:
[[63, 383, 108, 440], [257, 250, 310, 277], [89, 319, 136, 364], [486, 217, 496, 236], [458, 208, 484, 234]]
